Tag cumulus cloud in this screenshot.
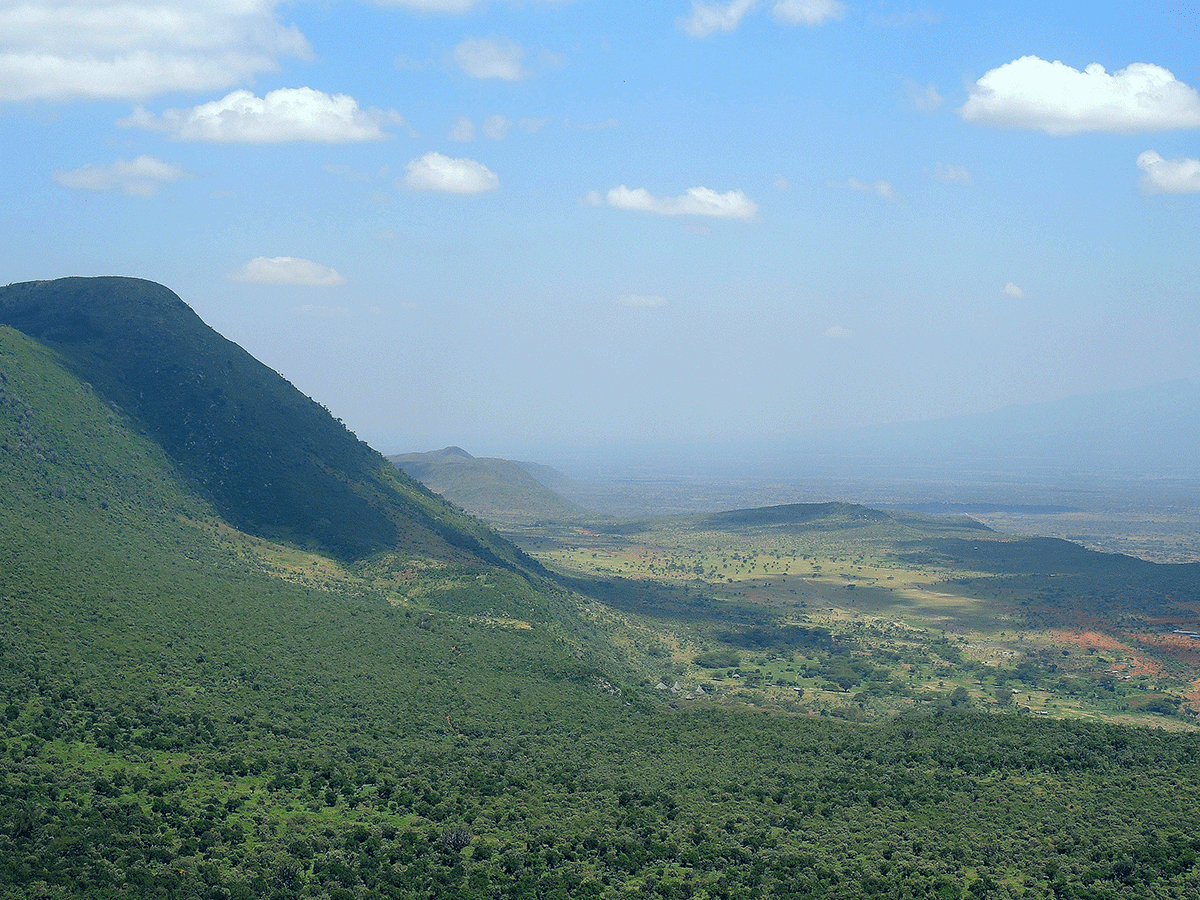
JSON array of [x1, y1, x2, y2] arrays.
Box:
[[231, 257, 346, 286], [379, 0, 479, 10], [617, 294, 667, 308], [823, 325, 852, 338], [1137, 150, 1200, 194], [53, 155, 187, 196], [678, 0, 757, 36], [122, 87, 395, 142], [959, 57, 1200, 135], [1003, 282, 1025, 299], [846, 178, 895, 201], [0, 0, 310, 102], [402, 151, 499, 194], [605, 185, 759, 220], [450, 116, 475, 141], [679, 0, 842, 36], [772, 0, 845, 26], [454, 37, 526, 81]]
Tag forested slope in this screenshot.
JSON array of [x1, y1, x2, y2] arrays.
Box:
[[1, 285, 1199, 899], [0, 277, 531, 568]]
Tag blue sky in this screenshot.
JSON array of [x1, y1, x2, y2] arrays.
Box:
[[2, 0, 1199, 457]]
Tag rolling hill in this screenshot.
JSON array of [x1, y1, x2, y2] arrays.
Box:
[[388, 446, 586, 524]]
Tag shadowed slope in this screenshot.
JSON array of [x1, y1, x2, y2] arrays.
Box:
[[0, 277, 533, 568]]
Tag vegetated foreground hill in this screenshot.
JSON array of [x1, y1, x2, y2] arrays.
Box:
[[389, 446, 587, 524], [0, 277, 529, 568], [2, 279, 1200, 898]]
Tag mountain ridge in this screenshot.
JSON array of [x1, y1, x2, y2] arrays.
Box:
[[0, 277, 533, 570]]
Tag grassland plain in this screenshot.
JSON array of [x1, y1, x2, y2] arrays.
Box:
[[500, 503, 1200, 729], [3, 280, 1200, 898]]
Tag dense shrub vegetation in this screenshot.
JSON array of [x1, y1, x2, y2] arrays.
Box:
[[1, 281, 1198, 898]]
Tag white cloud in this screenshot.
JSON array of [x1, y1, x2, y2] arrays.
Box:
[[606, 185, 759, 220], [771, 0, 845, 26], [679, 0, 758, 37], [450, 116, 475, 141], [824, 325, 852, 338], [1003, 282, 1025, 299], [846, 178, 895, 201], [0, 0, 310, 102], [935, 163, 971, 184], [231, 257, 346, 286], [122, 87, 395, 142], [1137, 150, 1200, 194], [483, 114, 511, 139], [454, 37, 526, 81], [53, 155, 186, 196], [959, 57, 1200, 135], [402, 151, 499, 194], [774, 175, 790, 190], [617, 294, 667, 308], [679, 0, 842, 35], [379, 0, 479, 10]]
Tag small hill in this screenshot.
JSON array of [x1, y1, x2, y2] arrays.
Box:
[[389, 446, 587, 524], [0, 277, 529, 568], [696, 501, 993, 533], [700, 501, 893, 530]]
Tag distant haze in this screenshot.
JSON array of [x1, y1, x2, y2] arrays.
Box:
[[518, 380, 1200, 562], [4, 3, 1198, 456]]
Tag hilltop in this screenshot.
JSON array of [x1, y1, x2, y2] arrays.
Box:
[[0, 277, 531, 569]]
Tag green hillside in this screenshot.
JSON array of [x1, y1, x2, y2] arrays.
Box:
[[0, 277, 530, 568], [389, 446, 586, 524], [2, 281, 1200, 899]]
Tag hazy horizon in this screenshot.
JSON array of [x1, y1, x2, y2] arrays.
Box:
[[4, 1, 1199, 455]]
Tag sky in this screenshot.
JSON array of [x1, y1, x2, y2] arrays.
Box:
[[2, 0, 1199, 459]]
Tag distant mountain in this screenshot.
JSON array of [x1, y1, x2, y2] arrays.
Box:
[[389, 446, 587, 524], [0, 277, 534, 569]]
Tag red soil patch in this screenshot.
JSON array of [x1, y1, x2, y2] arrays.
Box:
[[1050, 629, 1166, 678], [1131, 632, 1200, 666], [1050, 629, 1126, 652]]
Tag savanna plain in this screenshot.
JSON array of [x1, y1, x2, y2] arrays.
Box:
[[2, 277, 1199, 900]]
